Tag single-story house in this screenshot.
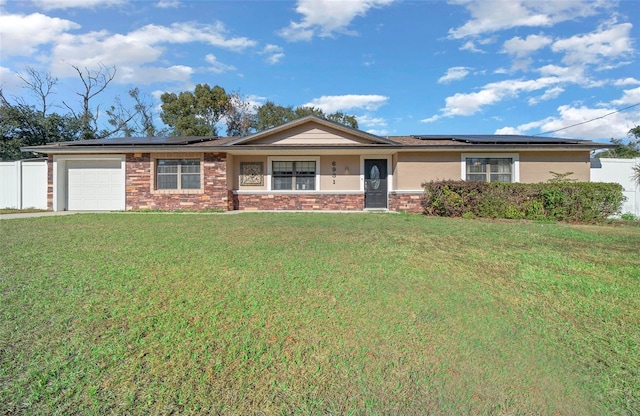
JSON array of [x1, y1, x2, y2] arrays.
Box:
[[22, 115, 609, 213]]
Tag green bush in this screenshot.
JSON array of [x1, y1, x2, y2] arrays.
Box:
[[422, 180, 625, 223], [620, 213, 637, 221]]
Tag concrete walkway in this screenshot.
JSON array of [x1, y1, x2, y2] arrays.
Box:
[[1, 209, 395, 220], [0, 211, 86, 220]]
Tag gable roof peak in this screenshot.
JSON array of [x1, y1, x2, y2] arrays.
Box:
[[224, 115, 397, 146]]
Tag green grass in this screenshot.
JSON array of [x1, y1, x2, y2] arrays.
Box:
[[0, 208, 48, 214], [1, 213, 638, 415]]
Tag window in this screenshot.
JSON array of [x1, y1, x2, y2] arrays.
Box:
[[272, 161, 316, 190], [466, 158, 513, 182], [156, 159, 201, 190]]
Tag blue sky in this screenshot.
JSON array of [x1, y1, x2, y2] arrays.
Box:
[[0, 0, 639, 141]]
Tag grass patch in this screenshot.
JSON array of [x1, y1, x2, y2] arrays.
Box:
[[0, 208, 48, 214], [1, 213, 638, 415]]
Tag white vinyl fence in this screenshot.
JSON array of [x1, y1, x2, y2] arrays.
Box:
[[0, 159, 48, 209], [591, 157, 640, 217]]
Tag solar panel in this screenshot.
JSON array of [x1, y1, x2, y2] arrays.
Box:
[[412, 134, 586, 144], [59, 136, 218, 146]]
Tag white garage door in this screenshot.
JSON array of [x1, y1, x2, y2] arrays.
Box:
[[67, 159, 125, 211]]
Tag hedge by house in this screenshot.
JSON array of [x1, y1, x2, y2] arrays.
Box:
[[422, 180, 625, 223]]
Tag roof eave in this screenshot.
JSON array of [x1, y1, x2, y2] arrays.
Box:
[[22, 141, 610, 154]]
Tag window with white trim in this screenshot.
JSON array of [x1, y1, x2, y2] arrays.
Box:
[[272, 160, 316, 190], [156, 159, 201, 190], [465, 158, 513, 182]]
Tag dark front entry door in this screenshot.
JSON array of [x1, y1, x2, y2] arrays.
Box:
[[364, 159, 388, 208]]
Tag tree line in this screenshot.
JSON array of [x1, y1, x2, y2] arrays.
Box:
[[1, 65, 357, 161]]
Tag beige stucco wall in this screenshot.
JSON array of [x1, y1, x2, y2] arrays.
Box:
[[395, 152, 461, 190], [319, 155, 361, 191], [519, 151, 590, 182], [232, 150, 592, 191], [231, 155, 361, 191]]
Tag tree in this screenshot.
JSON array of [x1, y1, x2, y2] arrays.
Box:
[[0, 65, 153, 159], [105, 88, 166, 137], [1, 92, 82, 160], [325, 111, 358, 129], [160, 84, 230, 136], [17, 67, 57, 115], [225, 92, 256, 137], [252, 102, 358, 132], [632, 164, 640, 189], [1, 67, 84, 160], [595, 126, 640, 158], [253, 101, 296, 131], [63, 64, 123, 140]]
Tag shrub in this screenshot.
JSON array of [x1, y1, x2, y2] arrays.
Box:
[[422, 180, 625, 223]]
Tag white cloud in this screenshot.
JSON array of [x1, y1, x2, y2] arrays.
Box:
[[362, 53, 375, 67], [156, 0, 181, 8], [551, 22, 634, 67], [31, 0, 125, 10], [423, 77, 561, 121], [502, 34, 552, 58], [438, 67, 471, 84], [527, 86, 564, 105], [501, 105, 638, 139], [244, 94, 267, 109], [366, 128, 390, 136], [279, 0, 395, 42], [0, 66, 21, 95], [47, 21, 256, 84], [261, 44, 285, 65], [117, 65, 193, 85], [449, 0, 612, 39], [358, 114, 387, 128], [204, 54, 236, 74], [495, 88, 640, 140], [302, 94, 389, 113], [611, 87, 640, 106], [614, 78, 640, 86], [125, 22, 256, 51], [459, 40, 484, 53], [0, 12, 80, 56]]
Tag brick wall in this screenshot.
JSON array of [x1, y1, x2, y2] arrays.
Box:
[[388, 192, 424, 213], [232, 192, 365, 211], [126, 153, 228, 211]]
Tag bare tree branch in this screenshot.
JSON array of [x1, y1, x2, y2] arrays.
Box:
[[62, 63, 117, 139], [17, 67, 58, 115]]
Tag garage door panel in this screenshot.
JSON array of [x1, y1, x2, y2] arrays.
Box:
[[67, 159, 125, 211]]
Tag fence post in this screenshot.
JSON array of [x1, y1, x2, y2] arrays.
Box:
[[17, 160, 23, 209]]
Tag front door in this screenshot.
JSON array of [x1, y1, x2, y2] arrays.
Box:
[[364, 159, 388, 208]]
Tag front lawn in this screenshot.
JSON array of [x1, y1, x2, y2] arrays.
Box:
[[1, 213, 638, 415]]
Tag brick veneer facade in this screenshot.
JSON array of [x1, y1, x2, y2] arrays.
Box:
[[388, 192, 425, 213], [231, 192, 365, 211], [48, 152, 423, 212], [125, 153, 229, 210]]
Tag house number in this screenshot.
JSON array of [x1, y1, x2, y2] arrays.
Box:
[[331, 161, 337, 184]]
